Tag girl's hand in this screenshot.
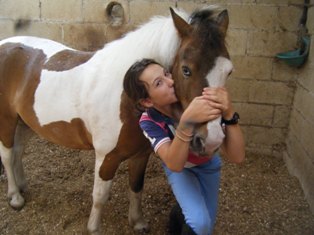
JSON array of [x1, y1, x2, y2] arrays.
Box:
[[180, 96, 221, 125], [202, 87, 234, 119]]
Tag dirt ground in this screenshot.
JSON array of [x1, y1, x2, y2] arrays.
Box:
[[1, 133, 314, 235]]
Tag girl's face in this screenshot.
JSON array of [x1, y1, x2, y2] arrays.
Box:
[[139, 63, 178, 109]]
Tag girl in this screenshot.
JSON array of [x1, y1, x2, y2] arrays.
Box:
[[123, 58, 245, 235]]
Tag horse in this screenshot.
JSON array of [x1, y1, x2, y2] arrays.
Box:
[[0, 6, 231, 235]]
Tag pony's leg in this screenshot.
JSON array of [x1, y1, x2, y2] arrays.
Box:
[[12, 121, 32, 192], [128, 150, 151, 232], [0, 142, 25, 209], [0, 115, 26, 209], [87, 152, 113, 235]]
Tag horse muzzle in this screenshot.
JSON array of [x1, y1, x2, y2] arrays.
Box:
[[191, 132, 207, 156], [190, 118, 225, 157]]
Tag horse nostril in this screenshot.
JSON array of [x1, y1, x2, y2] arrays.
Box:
[[192, 135, 206, 155]]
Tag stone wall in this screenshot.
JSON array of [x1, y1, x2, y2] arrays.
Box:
[[284, 3, 314, 213], [0, 0, 313, 212]]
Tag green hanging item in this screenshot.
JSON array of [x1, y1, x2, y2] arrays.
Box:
[[276, 36, 310, 67], [276, 0, 311, 68]]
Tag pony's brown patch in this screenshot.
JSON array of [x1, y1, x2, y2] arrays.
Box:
[[0, 42, 47, 148], [44, 50, 95, 72], [99, 92, 152, 189], [40, 118, 93, 149], [0, 42, 93, 149]]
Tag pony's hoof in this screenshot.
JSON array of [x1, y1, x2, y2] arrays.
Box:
[[9, 194, 25, 210], [87, 222, 102, 235], [133, 221, 150, 233]]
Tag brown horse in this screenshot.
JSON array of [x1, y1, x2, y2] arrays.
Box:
[[0, 6, 231, 235]]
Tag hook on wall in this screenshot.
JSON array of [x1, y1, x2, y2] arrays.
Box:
[[106, 2, 124, 27]]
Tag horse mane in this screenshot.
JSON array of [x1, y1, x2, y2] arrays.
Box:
[[95, 8, 189, 71]]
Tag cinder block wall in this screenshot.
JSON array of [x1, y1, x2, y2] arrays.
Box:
[[284, 4, 314, 214], [0, 0, 313, 212]]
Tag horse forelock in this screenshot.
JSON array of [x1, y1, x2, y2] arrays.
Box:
[[197, 18, 225, 53], [189, 5, 222, 24], [189, 5, 227, 55]]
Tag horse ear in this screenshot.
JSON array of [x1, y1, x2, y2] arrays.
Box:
[[170, 8, 192, 38], [216, 10, 229, 38]]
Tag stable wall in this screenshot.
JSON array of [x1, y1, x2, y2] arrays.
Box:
[[0, 0, 313, 212], [284, 4, 314, 214]]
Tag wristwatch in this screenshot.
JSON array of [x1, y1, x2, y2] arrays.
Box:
[[222, 112, 240, 125]]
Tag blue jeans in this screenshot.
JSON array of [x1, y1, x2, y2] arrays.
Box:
[[163, 154, 222, 235]]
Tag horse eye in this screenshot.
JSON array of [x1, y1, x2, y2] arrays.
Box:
[[182, 66, 191, 78]]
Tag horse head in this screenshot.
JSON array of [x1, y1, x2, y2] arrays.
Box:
[[170, 7, 233, 156]]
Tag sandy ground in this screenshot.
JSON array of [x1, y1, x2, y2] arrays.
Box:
[[1, 133, 314, 235]]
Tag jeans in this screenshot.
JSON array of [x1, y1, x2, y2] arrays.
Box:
[[163, 154, 222, 235]]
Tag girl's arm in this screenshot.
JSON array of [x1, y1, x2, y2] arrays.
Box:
[[220, 123, 245, 163], [157, 96, 221, 172], [202, 87, 245, 164]]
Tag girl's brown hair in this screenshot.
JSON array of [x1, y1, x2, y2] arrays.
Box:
[[123, 58, 160, 110]]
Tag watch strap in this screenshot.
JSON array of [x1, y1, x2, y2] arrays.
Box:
[[222, 112, 240, 125]]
